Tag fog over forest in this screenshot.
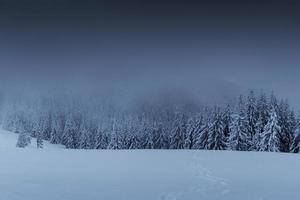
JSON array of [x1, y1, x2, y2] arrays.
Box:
[[0, 0, 300, 152]]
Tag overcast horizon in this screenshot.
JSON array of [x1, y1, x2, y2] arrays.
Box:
[[0, 0, 300, 109]]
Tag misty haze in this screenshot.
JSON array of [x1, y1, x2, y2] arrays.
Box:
[[0, 0, 300, 200]]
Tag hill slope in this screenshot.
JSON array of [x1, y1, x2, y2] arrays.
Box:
[[0, 130, 299, 200]]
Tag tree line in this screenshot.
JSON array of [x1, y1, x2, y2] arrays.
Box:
[[1, 91, 300, 153]]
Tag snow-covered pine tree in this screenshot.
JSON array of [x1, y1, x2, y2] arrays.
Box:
[[153, 123, 168, 149], [129, 133, 142, 149], [246, 91, 258, 145], [291, 129, 300, 153], [107, 130, 121, 149], [79, 121, 91, 149], [193, 118, 208, 149], [184, 117, 198, 149], [139, 120, 154, 149], [256, 92, 270, 129], [290, 117, 300, 153], [253, 92, 270, 150], [253, 114, 264, 151], [100, 131, 109, 149], [36, 133, 43, 148], [93, 124, 103, 149], [62, 116, 77, 149], [229, 95, 250, 151], [144, 128, 155, 149], [207, 107, 226, 150], [170, 112, 187, 149], [39, 114, 52, 141], [259, 108, 281, 152], [107, 120, 121, 149], [277, 100, 292, 152], [229, 114, 249, 151], [36, 125, 44, 148], [16, 124, 31, 148], [49, 119, 62, 144], [222, 105, 232, 139], [287, 110, 298, 152], [270, 92, 278, 112], [31, 120, 39, 138]]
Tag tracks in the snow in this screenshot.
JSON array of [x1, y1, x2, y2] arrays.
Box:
[[159, 152, 230, 200]]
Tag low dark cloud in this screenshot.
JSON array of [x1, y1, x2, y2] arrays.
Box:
[[0, 0, 299, 109]]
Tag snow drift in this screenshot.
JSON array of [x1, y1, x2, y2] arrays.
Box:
[[0, 130, 300, 200]]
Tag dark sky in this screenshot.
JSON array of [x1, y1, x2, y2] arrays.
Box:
[[0, 0, 300, 108]]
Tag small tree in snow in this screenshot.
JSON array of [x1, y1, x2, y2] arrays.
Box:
[[36, 131, 44, 148], [16, 125, 31, 148]]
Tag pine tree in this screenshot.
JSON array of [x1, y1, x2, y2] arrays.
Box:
[[170, 113, 187, 149], [270, 92, 278, 112], [93, 125, 103, 149], [207, 108, 226, 150], [184, 118, 198, 149], [107, 130, 121, 149], [246, 91, 258, 143], [62, 117, 77, 149], [107, 120, 121, 149], [259, 108, 281, 152], [49, 119, 61, 144], [153, 123, 168, 149], [253, 92, 270, 150], [193, 119, 209, 149], [129, 134, 142, 149], [36, 130, 44, 148], [79, 122, 91, 149], [253, 114, 264, 150], [222, 105, 232, 139], [291, 119, 300, 153], [257, 92, 270, 129], [16, 125, 31, 148], [229, 114, 249, 151], [277, 100, 292, 152], [94, 128, 110, 149], [287, 110, 298, 152]]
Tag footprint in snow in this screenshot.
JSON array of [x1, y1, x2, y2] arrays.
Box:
[[159, 194, 177, 200]]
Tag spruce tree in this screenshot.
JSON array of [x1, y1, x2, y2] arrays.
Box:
[[193, 120, 209, 149], [229, 114, 249, 151], [36, 131, 44, 148], [184, 118, 198, 149], [62, 117, 77, 149], [16, 125, 31, 148], [50, 119, 61, 144], [259, 108, 281, 152], [229, 96, 250, 151], [291, 119, 300, 153], [246, 91, 258, 143], [207, 107, 226, 150], [170, 113, 187, 149], [278, 100, 292, 152], [79, 122, 91, 149], [107, 131, 121, 149], [253, 92, 270, 150]]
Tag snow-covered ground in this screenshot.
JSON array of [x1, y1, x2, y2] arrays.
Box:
[[0, 129, 300, 200]]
